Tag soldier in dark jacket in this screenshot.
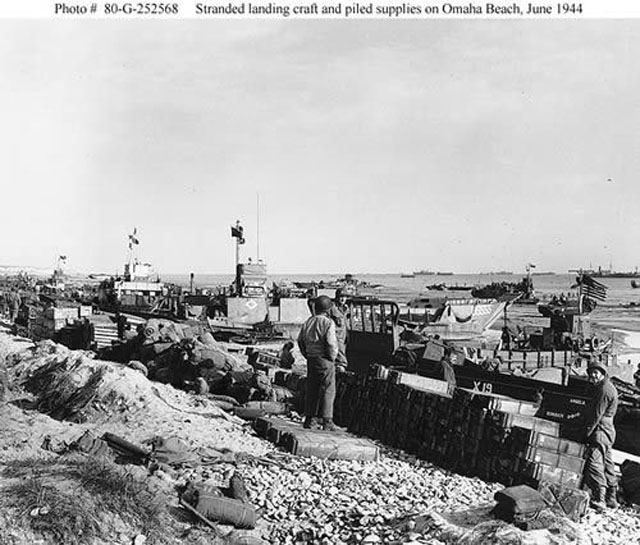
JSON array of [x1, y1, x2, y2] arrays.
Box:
[[582, 361, 619, 512]]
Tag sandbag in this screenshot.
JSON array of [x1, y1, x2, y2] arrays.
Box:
[[102, 432, 149, 460], [151, 436, 199, 466], [187, 482, 256, 529], [234, 407, 266, 421], [193, 348, 228, 370], [198, 332, 217, 346], [244, 401, 287, 415], [209, 394, 240, 406], [197, 496, 256, 529], [71, 431, 114, 460], [212, 400, 235, 411]]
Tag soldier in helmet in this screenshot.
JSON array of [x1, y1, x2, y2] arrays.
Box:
[[297, 295, 339, 431], [328, 288, 349, 369], [582, 360, 619, 512]]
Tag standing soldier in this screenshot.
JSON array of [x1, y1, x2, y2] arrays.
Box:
[[582, 361, 619, 512], [7, 290, 19, 322], [328, 288, 349, 368], [12, 290, 21, 323], [297, 295, 339, 431]]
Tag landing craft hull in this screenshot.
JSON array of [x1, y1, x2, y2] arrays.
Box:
[[402, 297, 509, 340], [417, 361, 640, 455]]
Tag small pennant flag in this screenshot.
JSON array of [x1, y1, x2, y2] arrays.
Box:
[[128, 228, 140, 249]]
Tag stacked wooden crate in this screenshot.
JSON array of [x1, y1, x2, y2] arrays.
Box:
[[254, 416, 380, 461], [90, 317, 119, 349], [333, 367, 585, 489], [29, 305, 92, 341]]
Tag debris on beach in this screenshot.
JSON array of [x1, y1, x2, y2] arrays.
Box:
[[2, 326, 640, 544]]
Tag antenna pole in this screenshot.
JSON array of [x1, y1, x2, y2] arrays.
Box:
[[257, 193, 260, 261]]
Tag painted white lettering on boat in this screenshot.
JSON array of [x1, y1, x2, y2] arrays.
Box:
[[472, 381, 492, 393]]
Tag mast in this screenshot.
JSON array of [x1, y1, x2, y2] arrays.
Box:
[[577, 269, 584, 338], [235, 220, 241, 270], [256, 193, 260, 262], [126, 227, 139, 281], [232, 219, 244, 295], [577, 269, 584, 315]]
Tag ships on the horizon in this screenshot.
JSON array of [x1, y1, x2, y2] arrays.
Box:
[[573, 266, 640, 279], [413, 270, 454, 276]]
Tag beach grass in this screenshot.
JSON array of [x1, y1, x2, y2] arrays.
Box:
[[1, 454, 168, 544]]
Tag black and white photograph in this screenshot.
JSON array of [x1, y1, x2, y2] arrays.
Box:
[[1, 13, 640, 544]]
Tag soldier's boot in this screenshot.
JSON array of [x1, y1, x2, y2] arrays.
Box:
[[322, 418, 339, 432], [605, 486, 619, 509], [303, 417, 320, 429], [590, 487, 607, 513]]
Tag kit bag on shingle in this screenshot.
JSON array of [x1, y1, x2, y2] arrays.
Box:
[[493, 485, 548, 521], [71, 431, 114, 460], [184, 482, 256, 529], [151, 436, 199, 466]]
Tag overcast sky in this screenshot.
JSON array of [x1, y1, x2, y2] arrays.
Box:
[[1, 20, 638, 275]]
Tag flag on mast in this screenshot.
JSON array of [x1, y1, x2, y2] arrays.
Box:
[[575, 273, 608, 304], [128, 228, 139, 250], [231, 222, 245, 245]]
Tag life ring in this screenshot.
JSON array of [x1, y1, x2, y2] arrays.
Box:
[[592, 336, 599, 351]]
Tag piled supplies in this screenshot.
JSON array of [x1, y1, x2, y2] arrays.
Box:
[[332, 367, 586, 490]]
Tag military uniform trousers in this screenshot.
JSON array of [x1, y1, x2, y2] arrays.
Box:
[[305, 356, 336, 420], [583, 431, 617, 490]]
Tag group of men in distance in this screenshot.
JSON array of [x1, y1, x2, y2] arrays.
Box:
[[295, 290, 622, 513]]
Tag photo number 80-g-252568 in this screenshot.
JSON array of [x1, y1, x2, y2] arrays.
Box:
[[103, 3, 180, 14]]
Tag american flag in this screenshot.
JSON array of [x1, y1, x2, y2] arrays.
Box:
[[576, 274, 607, 302]]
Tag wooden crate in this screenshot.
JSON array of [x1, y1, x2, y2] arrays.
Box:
[[281, 429, 379, 461]]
